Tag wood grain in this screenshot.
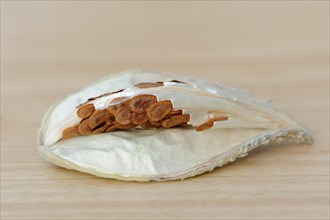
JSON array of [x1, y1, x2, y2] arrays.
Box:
[[1, 1, 329, 219]]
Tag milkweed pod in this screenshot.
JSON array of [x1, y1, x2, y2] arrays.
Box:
[[38, 69, 312, 181]]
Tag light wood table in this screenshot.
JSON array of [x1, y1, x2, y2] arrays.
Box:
[[1, 1, 329, 219]]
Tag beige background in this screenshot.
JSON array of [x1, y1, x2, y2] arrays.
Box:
[[1, 1, 329, 219]]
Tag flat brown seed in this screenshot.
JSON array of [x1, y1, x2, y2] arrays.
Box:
[[105, 114, 115, 126], [77, 104, 95, 119], [196, 116, 228, 132], [92, 123, 109, 134], [177, 123, 193, 128], [140, 120, 154, 129], [108, 97, 131, 115], [169, 80, 187, 84], [106, 124, 117, 132], [149, 120, 161, 127], [62, 125, 80, 139], [147, 100, 173, 121], [164, 109, 183, 120], [212, 116, 229, 122], [132, 112, 149, 125], [115, 106, 132, 125], [89, 109, 111, 129], [161, 114, 190, 128], [196, 121, 214, 132], [134, 82, 164, 88], [129, 95, 157, 113], [78, 119, 93, 135], [115, 122, 136, 129]]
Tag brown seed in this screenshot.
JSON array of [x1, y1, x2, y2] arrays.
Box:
[[115, 122, 136, 129], [163, 109, 183, 120], [108, 97, 131, 115], [161, 114, 190, 128], [92, 123, 110, 134], [132, 112, 149, 125], [169, 80, 187, 84], [115, 106, 132, 125], [89, 109, 111, 129], [129, 94, 157, 113], [177, 123, 193, 128], [104, 114, 115, 126], [78, 119, 93, 135], [106, 124, 117, 132], [77, 104, 95, 119], [140, 120, 154, 129], [196, 121, 214, 132], [213, 116, 229, 122], [134, 82, 164, 88], [196, 116, 228, 132], [149, 120, 161, 127], [62, 125, 80, 139], [147, 100, 173, 121]]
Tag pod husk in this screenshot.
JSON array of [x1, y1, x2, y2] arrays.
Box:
[[38, 69, 312, 181]]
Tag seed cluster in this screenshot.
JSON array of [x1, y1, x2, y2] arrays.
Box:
[[62, 94, 190, 139], [62, 80, 229, 140]]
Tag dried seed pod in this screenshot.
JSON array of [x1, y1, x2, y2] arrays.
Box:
[[89, 109, 111, 129], [78, 119, 93, 135], [115, 106, 132, 125], [134, 82, 164, 88], [62, 125, 80, 139], [39, 70, 313, 182], [147, 100, 173, 121], [77, 104, 95, 119], [161, 114, 191, 128], [92, 123, 110, 134], [129, 95, 157, 113], [132, 112, 149, 125], [108, 97, 130, 115]]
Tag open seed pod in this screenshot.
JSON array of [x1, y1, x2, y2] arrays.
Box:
[[38, 69, 313, 181]]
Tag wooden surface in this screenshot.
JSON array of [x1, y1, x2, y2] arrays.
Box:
[[1, 1, 329, 219]]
